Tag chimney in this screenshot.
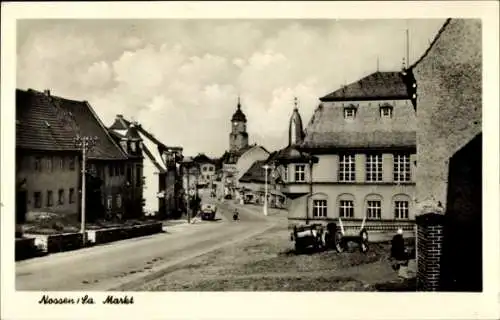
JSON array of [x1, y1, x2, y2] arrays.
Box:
[[44, 89, 51, 96], [117, 114, 123, 119]]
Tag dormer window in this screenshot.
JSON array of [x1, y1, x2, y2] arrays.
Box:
[[130, 142, 136, 152], [343, 105, 357, 120], [380, 104, 393, 119]]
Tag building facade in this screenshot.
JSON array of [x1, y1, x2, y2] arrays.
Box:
[[408, 19, 482, 291], [16, 89, 82, 223], [280, 72, 418, 232], [54, 97, 140, 220]]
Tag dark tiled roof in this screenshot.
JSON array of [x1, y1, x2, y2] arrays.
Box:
[[320, 71, 411, 102], [239, 160, 267, 183], [271, 145, 317, 164], [49, 93, 128, 160], [109, 115, 129, 130], [231, 103, 247, 122], [220, 144, 253, 164], [193, 153, 214, 164], [125, 125, 142, 140], [301, 98, 417, 150], [16, 89, 80, 152]]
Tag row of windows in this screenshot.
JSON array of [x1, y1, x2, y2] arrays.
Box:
[[312, 199, 410, 220], [201, 166, 215, 172], [31, 156, 76, 172], [282, 153, 412, 183], [106, 194, 122, 210], [343, 105, 394, 120], [33, 188, 76, 208]]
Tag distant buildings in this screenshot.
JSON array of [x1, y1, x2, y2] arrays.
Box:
[[109, 114, 183, 219], [278, 70, 418, 231]]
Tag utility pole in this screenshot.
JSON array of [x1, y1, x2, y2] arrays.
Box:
[[74, 135, 98, 246], [262, 163, 274, 216]]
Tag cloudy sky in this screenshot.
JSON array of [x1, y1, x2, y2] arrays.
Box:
[[17, 19, 446, 158]]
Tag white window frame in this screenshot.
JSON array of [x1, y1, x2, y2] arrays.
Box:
[[344, 107, 356, 120], [366, 154, 383, 182], [107, 196, 113, 210], [312, 199, 327, 218], [116, 194, 122, 209], [366, 200, 382, 219], [394, 201, 409, 219], [339, 154, 356, 182], [339, 200, 354, 218], [380, 106, 393, 118], [394, 154, 411, 182], [295, 164, 305, 182]]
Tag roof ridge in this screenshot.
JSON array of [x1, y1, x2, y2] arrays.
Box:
[[82, 101, 129, 159], [409, 18, 452, 70]]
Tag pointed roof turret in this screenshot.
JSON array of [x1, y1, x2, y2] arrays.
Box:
[[289, 97, 305, 146]]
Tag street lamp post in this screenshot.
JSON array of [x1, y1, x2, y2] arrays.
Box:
[[74, 135, 98, 246], [262, 163, 274, 216]]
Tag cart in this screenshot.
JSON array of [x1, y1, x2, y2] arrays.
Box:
[[290, 224, 324, 253], [324, 216, 369, 253]]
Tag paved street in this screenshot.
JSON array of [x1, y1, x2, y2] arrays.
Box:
[[16, 193, 281, 291]]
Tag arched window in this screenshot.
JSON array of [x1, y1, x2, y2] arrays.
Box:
[[364, 194, 383, 219], [337, 193, 355, 218], [393, 194, 411, 220], [310, 192, 328, 218]]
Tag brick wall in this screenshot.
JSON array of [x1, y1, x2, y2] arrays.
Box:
[[416, 213, 444, 291]]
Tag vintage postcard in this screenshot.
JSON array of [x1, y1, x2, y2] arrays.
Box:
[[1, 1, 499, 320]]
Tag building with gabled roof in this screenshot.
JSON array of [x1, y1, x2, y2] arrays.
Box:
[[16, 88, 146, 223], [16, 89, 82, 223]]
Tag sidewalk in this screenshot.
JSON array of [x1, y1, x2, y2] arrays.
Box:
[[223, 200, 288, 218]]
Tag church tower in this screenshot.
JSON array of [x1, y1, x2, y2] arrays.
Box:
[[229, 96, 249, 152], [289, 97, 305, 146]]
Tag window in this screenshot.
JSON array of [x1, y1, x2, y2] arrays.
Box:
[[283, 166, 288, 182], [295, 165, 305, 182], [380, 106, 393, 118], [209, 167, 214, 172], [58, 189, 64, 205], [394, 154, 411, 182], [366, 154, 383, 182], [107, 196, 113, 209], [90, 164, 96, 175], [312, 200, 327, 218], [34, 192, 42, 208], [395, 201, 409, 219], [47, 157, 53, 172], [119, 164, 125, 176], [136, 167, 142, 187], [366, 200, 382, 219], [109, 164, 114, 177], [127, 166, 132, 183], [46, 190, 53, 207], [59, 157, 64, 170], [339, 154, 355, 182], [344, 107, 356, 120], [116, 194, 122, 208], [203, 167, 207, 172], [69, 157, 75, 171], [69, 188, 75, 204], [339, 200, 354, 218], [34, 157, 42, 172], [131, 142, 136, 152]]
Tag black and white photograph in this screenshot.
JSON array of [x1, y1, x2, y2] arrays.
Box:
[[1, 2, 499, 320]]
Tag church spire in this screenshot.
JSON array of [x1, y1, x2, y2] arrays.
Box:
[[237, 95, 241, 110], [289, 96, 304, 146]]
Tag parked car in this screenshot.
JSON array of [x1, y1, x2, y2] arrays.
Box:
[[200, 203, 217, 220]]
